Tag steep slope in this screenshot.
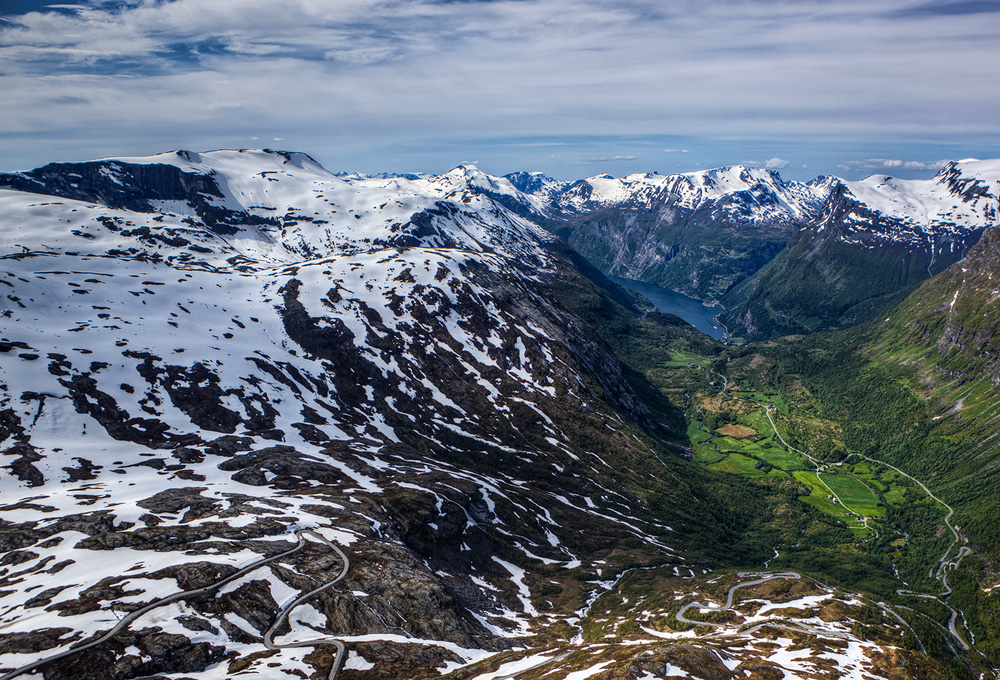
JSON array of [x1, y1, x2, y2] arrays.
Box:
[[721, 159, 1000, 338], [537, 167, 833, 302], [0, 150, 714, 679], [0, 150, 959, 680], [866, 224, 1000, 555], [891, 225, 1000, 383], [709, 227, 1000, 670]]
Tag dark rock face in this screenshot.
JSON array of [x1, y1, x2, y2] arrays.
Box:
[[38, 631, 228, 680], [0, 159, 224, 214], [0, 150, 713, 680], [57, 374, 170, 446], [0, 628, 80, 655], [0, 155, 276, 235], [160, 363, 243, 433], [719, 182, 986, 338], [3, 441, 44, 486], [533, 169, 824, 303], [545, 204, 797, 304]]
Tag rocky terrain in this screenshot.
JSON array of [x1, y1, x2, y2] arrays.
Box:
[[466, 160, 1000, 339], [494, 166, 834, 305], [0, 150, 693, 679], [0, 149, 970, 679], [719, 159, 1000, 337]]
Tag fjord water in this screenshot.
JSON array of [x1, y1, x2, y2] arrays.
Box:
[[610, 276, 726, 339]]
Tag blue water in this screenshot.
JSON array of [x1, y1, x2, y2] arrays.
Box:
[[609, 276, 726, 340]]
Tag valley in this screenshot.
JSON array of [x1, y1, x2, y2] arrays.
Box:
[[1, 149, 999, 679], [607, 277, 726, 341]]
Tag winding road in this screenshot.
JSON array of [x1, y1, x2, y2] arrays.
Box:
[[864, 454, 973, 650], [263, 531, 352, 679], [762, 408, 869, 529], [675, 571, 800, 630], [674, 571, 869, 641], [0, 529, 351, 680], [701, 365, 974, 654], [761, 404, 972, 651]]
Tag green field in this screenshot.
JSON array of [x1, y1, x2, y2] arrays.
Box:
[[820, 473, 884, 518], [686, 402, 908, 534], [756, 448, 811, 470], [694, 447, 725, 465], [715, 436, 753, 452], [793, 471, 868, 532], [880, 482, 907, 505], [709, 452, 782, 478], [662, 350, 711, 368]]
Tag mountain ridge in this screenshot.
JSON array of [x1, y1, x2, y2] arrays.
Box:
[[0, 147, 742, 679], [0, 148, 987, 679]]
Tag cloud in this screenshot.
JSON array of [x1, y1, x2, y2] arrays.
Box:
[[742, 157, 789, 170], [577, 154, 637, 165], [837, 158, 951, 172], [325, 46, 398, 65], [0, 0, 996, 176]]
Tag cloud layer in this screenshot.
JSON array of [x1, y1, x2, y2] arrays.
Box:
[[1, 0, 998, 178], [837, 158, 951, 172]]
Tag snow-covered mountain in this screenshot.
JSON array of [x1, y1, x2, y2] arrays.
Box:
[[507, 166, 835, 302], [0, 150, 959, 679], [551, 166, 830, 222], [720, 159, 1000, 338], [0, 149, 699, 678], [456, 158, 1000, 339], [0, 150, 554, 267], [814, 158, 1000, 251]]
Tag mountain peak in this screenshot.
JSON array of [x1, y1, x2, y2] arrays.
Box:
[[447, 163, 482, 175]]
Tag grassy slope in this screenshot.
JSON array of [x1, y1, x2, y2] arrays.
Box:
[[541, 252, 800, 567], [720, 299, 1000, 663], [719, 231, 937, 339], [547, 235, 1000, 673]]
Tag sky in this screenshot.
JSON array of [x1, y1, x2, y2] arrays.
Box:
[[1, 0, 999, 181]]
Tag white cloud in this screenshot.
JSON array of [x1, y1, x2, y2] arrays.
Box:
[[325, 46, 398, 65], [0, 0, 996, 175], [742, 157, 789, 170], [577, 154, 637, 165], [837, 158, 951, 172]]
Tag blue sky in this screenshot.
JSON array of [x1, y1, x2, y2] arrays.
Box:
[[2, 0, 999, 180]]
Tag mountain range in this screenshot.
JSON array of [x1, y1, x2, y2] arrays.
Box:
[[455, 159, 1000, 338], [2, 149, 999, 679]]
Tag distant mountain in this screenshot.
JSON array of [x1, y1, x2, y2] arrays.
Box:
[[465, 159, 1000, 340], [526, 166, 835, 303], [0, 149, 968, 679], [721, 159, 1000, 337]]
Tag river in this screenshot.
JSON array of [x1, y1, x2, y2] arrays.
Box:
[[609, 276, 726, 340]]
